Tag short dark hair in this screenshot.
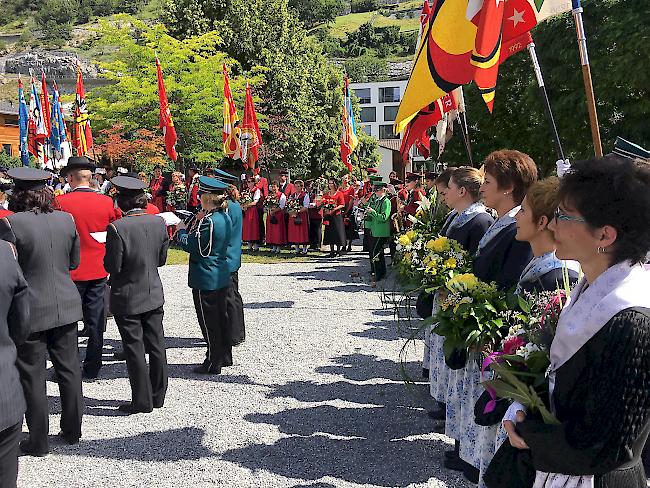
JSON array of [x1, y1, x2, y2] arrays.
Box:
[[484, 149, 538, 204], [435, 168, 454, 186], [9, 188, 55, 213], [558, 155, 650, 265], [117, 193, 148, 213]]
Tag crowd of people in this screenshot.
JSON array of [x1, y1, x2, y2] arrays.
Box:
[[390, 143, 650, 488]]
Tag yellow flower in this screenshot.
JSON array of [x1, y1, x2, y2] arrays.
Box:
[[422, 255, 432, 265], [431, 236, 450, 253], [446, 273, 479, 293], [444, 257, 457, 269], [403, 252, 412, 263], [425, 239, 436, 251], [406, 230, 417, 241], [453, 296, 474, 313], [398, 234, 411, 247]]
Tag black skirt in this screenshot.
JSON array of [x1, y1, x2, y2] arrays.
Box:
[[344, 208, 359, 241], [323, 214, 345, 246]]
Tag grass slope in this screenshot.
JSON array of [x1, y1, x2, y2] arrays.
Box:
[[328, 5, 420, 39]]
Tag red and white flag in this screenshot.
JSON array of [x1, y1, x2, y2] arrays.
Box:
[[156, 56, 178, 162]]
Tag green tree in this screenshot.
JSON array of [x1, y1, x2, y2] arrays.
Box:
[[288, 0, 345, 29], [35, 0, 79, 40], [344, 55, 388, 82]]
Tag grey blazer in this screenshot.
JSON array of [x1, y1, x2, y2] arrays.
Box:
[[0, 211, 83, 332], [104, 211, 169, 316], [0, 241, 30, 431]]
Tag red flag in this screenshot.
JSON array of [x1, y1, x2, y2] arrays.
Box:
[[499, 0, 537, 63], [241, 83, 262, 169], [400, 93, 456, 161], [222, 64, 241, 159], [418, 1, 431, 41], [40, 72, 51, 137], [156, 57, 178, 162], [72, 64, 94, 156]]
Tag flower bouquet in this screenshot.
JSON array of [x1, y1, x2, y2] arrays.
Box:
[[286, 197, 303, 214], [239, 190, 253, 206], [167, 185, 187, 210], [482, 290, 568, 425], [434, 274, 515, 367], [420, 236, 473, 292], [264, 193, 280, 211], [408, 191, 451, 236], [393, 229, 428, 286], [320, 197, 337, 212]]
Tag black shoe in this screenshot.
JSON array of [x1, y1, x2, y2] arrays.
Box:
[[444, 449, 458, 460], [82, 369, 99, 380], [427, 404, 446, 421], [78, 327, 89, 337], [192, 364, 221, 375], [117, 403, 153, 415], [58, 431, 80, 445], [422, 367, 429, 379], [444, 455, 470, 472], [463, 464, 480, 484], [111, 350, 126, 361], [19, 439, 48, 457], [346, 245, 352, 252]]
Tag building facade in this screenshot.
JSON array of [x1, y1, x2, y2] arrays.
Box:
[[0, 101, 19, 159]]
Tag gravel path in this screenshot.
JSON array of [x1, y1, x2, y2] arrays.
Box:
[[17, 252, 471, 488]]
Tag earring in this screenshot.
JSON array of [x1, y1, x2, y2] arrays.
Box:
[[597, 246, 607, 254], [503, 191, 510, 195]]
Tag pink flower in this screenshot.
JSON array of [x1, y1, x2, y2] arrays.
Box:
[[503, 336, 526, 355]]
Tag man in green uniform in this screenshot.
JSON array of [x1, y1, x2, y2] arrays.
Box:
[[365, 179, 391, 285]]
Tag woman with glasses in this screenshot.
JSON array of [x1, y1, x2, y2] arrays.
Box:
[[505, 156, 650, 488]]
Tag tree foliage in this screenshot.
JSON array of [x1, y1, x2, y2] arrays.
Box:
[[288, 0, 345, 29], [94, 124, 169, 172]]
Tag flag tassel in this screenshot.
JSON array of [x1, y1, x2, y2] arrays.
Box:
[[571, 1, 602, 157], [527, 42, 565, 162]]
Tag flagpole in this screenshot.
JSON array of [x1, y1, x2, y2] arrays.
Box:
[[457, 113, 473, 166], [571, 0, 602, 157], [527, 42, 566, 162]]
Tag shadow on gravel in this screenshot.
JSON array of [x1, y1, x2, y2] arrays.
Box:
[[348, 319, 419, 342], [244, 300, 295, 309], [74, 427, 214, 461], [308, 284, 373, 293], [222, 353, 461, 487]]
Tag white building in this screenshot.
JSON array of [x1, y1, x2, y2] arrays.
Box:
[[350, 80, 426, 179]]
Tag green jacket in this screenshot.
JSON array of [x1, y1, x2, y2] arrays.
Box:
[[363, 194, 377, 229], [367, 196, 391, 238]]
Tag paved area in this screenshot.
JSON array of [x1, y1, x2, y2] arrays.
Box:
[[18, 253, 470, 487]]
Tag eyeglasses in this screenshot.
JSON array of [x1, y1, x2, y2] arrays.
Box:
[[554, 207, 587, 223]]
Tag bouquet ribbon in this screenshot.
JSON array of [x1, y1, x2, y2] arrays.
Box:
[[481, 352, 504, 414]]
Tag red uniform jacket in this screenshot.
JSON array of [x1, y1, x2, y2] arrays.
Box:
[[56, 189, 117, 281], [281, 181, 296, 197], [256, 177, 269, 198], [403, 188, 424, 216], [0, 209, 13, 219], [187, 176, 200, 208]]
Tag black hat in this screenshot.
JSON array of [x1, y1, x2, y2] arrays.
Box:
[[198, 176, 228, 195], [111, 176, 147, 196], [279, 169, 289, 176], [7, 167, 52, 191], [213, 168, 238, 182], [612, 137, 650, 161], [425, 171, 438, 180], [390, 177, 403, 185], [405, 172, 421, 182], [0, 182, 14, 194], [62, 156, 96, 176], [188, 164, 200, 172]]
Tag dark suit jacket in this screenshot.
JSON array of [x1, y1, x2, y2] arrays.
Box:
[[446, 212, 495, 256], [0, 211, 83, 332], [0, 241, 30, 431], [104, 212, 169, 316], [473, 222, 533, 291]]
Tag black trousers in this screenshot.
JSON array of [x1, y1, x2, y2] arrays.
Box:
[[114, 306, 168, 410], [75, 278, 107, 376], [308, 219, 322, 249], [369, 236, 387, 282], [226, 272, 245, 345], [15, 323, 83, 453], [257, 206, 266, 242], [388, 235, 397, 259], [0, 422, 20, 488], [192, 288, 232, 370], [362, 229, 371, 252]]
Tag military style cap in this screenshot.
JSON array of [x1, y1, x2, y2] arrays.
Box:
[[612, 137, 650, 162], [111, 176, 147, 196], [368, 175, 383, 183], [366, 167, 378, 174], [405, 172, 421, 182], [61, 156, 96, 176], [424, 171, 438, 180], [7, 167, 52, 191], [279, 169, 289, 176], [390, 177, 403, 185], [213, 168, 238, 181], [188, 164, 200, 172], [373, 180, 387, 188], [198, 175, 228, 194]]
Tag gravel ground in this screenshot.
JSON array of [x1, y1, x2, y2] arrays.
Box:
[[17, 251, 471, 488]]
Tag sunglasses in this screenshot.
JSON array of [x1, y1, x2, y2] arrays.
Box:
[[554, 207, 586, 223]]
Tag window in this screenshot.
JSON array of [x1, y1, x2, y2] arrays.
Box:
[[362, 125, 373, 136], [353, 88, 371, 104], [3, 117, 19, 127], [383, 105, 399, 122], [379, 125, 399, 140], [379, 86, 400, 103], [360, 107, 376, 123], [2, 144, 12, 156]]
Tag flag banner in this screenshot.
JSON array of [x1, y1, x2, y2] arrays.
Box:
[[400, 92, 456, 161], [395, 0, 571, 130], [222, 64, 241, 159], [156, 57, 178, 162], [28, 76, 48, 165], [50, 81, 68, 159], [40, 72, 52, 137], [241, 83, 262, 168], [17, 78, 30, 166], [73, 64, 94, 156], [340, 77, 358, 173]]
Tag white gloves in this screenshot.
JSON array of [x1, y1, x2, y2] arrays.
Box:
[[556, 159, 571, 177]]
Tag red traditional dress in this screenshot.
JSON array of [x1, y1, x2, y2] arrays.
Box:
[[150, 176, 167, 213], [242, 188, 262, 243], [322, 190, 346, 246], [402, 187, 424, 229], [287, 191, 310, 244], [265, 191, 287, 245], [187, 174, 200, 211]]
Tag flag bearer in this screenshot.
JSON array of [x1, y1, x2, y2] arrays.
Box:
[[365, 179, 392, 286]]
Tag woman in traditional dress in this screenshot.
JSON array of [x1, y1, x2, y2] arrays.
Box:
[[454, 150, 537, 484], [501, 156, 650, 487], [242, 178, 262, 252], [340, 174, 358, 252], [322, 178, 346, 257], [265, 180, 287, 254], [166, 171, 187, 212], [307, 180, 323, 251], [149, 165, 167, 213], [287, 180, 310, 254]]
